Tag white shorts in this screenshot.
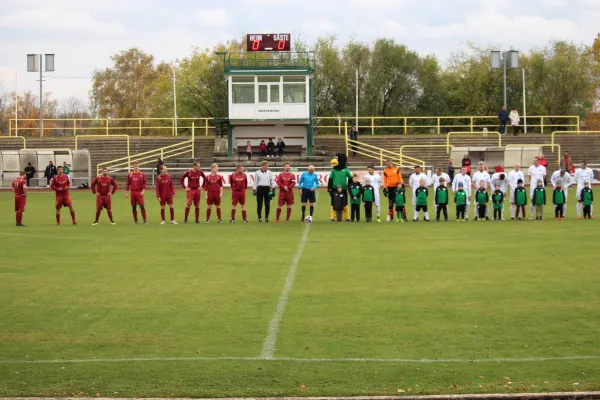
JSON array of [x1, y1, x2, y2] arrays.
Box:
[[374, 190, 380, 206], [509, 187, 517, 203], [576, 185, 583, 201]]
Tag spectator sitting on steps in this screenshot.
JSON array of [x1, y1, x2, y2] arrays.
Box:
[[267, 138, 276, 157], [276, 138, 286, 157], [258, 140, 268, 157]]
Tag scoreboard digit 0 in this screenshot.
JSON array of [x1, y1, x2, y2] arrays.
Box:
[[246, 34, 291, 52]]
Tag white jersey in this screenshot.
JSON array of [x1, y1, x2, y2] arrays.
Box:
[[409, 173, 430, 189], [574, 168, 594, 187], [551, 170, 572, 188], [431, 173, 451, 191], [452, 173, 472, 195], [508, 170, 525, 190], [472, 170, 491, 189], [527, 165, 547, 186], [364, 172, 382, 191], [490, 172, 508, 193]]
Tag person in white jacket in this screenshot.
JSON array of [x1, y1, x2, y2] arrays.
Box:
[[509, 108, 520, 136], [574, 161, 594, 218], [551, 169, 572, 217], [508, 164, 525, 219], [432, 168, 451, 192], [452, 166, 472, 220], [364, 166, 382, 222], [472, 162, 491, 217], [409, 165, 430, 219]]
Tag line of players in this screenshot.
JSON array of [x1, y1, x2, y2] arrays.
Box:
[[10, 157, 595, 226]]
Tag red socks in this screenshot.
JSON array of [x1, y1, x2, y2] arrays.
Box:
[[169, 208, 175, 221], [206, 209, 212, 220], [133, 209, 138, 222], [16, 212, 22, 224], [161, 209, 165, 221], [286, 208, 292, 221], [242, 210, 247, 220], [70, 211, 76, 223], [195, 207, 200, 222], [107, 210, 113, 220], [140, 208, 147, 222], [95, 211, 101, 221], [184, 207, 190, 221], [56, 213, 60, 224], [217, 208, 222, 220], [231, 209, 236, 220], [276, 208, 282, 220]]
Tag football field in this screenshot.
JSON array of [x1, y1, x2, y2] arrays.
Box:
[[0, 189, 599, 397]]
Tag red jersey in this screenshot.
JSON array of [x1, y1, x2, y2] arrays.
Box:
[[180, 168, 206, 189], [276, 172, 296, 191], [156, 173, 175, 199], [51, 174, 70, 194], [126, 171, 146, 191], [229, 172, 248, 192], [12, 176, 26, 195], [204, 174, 224, 194], [91, 175, 118, 196]]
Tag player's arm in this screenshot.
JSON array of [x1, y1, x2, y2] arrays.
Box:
[[170, 177, 175, 197], [275, 174, 285, 190], [383, 171, 388, 189], [219, 176, 224, 198], [313, 174, 319, 190], [155, 180, 161, 200], [111, 178, 118, 195], [180, 171, 188, 189], [91, 177, 98, 195], [141, 173, 146, 195]]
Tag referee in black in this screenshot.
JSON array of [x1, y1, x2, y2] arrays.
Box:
[[253, 161, 276, 222]]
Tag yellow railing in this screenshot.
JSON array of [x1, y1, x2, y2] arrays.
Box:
[[8, 115, 579, 137], [97, 124, 196, 175], [446, 131, 502, 154], [8, 117, 213, 137], [505, 144, 561, 165], [399, 145, 453, 167], [315, 115, 579, 135], [0, 136, 26, 149], [344, 122, 424, 167], [551, 131, 600, 148]]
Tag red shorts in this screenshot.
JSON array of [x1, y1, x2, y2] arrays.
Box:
[[55, 194, 72, 209], [15, 195, 26, 212], [130, 191, 145, 207], [186, 188, 201, 207], [207, 193, 221, 206], [232, 191, 246, 206], [278, 190, 295, 206], [96, 195, 112, 211], [159, 197, 174, 206]]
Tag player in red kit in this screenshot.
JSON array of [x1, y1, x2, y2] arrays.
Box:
[[275, 163, 296, 223], [51, 166, 77, 225], [203, 163, 224, 223], [12, 171, 27, 226], [229, 164, 248, 223], [91, 168, 118, 225], [180, 162, 206, 224], [125, 162, 147, 224], [156, 165, 177, 224]]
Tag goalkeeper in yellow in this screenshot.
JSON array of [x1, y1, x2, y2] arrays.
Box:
[[328, 153, 353, 222]]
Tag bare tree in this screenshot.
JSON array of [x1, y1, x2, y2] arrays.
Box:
[[58, 96, 91, 119]]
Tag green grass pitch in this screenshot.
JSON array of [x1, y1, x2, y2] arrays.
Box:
[[0, 188, 599, 397]]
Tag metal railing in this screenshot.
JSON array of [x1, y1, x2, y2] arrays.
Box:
[[8, 115, 579, 137], [9, 117, 214, 137], [551, 131, 600, 148], [343, 122, 425, 167], [399, 145, 453, 167], [446, 131, 502, 153], [0, 136, 26, 149], [96, 124, 196, 175], [75, 134, 130, 159], [315, 115, 579, 135]]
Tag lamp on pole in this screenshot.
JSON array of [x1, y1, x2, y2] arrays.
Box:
[[491, 50, 519, 134], [27, 54, 54, 137]]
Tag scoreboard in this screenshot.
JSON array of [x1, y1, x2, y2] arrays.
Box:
[[246, 33, 291, 52]]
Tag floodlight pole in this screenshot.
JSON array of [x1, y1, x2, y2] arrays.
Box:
[[355, 69, 358, 130], [522, 68, 527, 134], [172, 65, 178, 136], [502, 52, 507, 109], [39, 54, 43, 138]]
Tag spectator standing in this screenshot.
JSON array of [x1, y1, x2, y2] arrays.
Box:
[[561, 151, 572, 172], [509, 108, 520, 136], [258, 140, 268, 157], [276, 138, 286, 157], [44, 161, 57, 187], [349, 126, 359, 156], [498, 106, 509, 135], [24, 163, 36, 186], [447, 159, 455, 183], [539, 155, 549, 185], [461, 154, 472, 176], [246, 141, 252, 161], [267, 139, 276, 157]]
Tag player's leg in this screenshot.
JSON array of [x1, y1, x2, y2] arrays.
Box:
[[387, 189, 394, 221], [264, 191, 271, 222], [206, 196, 213, 222], [131, 195, 138, 223], [356, 203, 361, 222], [168, 199, 176, 223], [14, 197, 19, 225], [138, 194, 147, 224], [443, 205, 448, 221], [216, 196, 223, 222], [423, 205, 430, 221], [374, 191, 381, 221], [275, 195, 284, 223], [309, 191, 316, 218], [160, 202, 166, 223], [231, 193, 238, 222], [529, 186, 536, 219], [257, 189, 264, 220]]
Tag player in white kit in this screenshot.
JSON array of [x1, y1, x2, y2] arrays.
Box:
[[432, 168, 451, 191], [490, 172, 507, 219], [452, 166, 472, 220], [409, 165, 430, 219], [527, 157, 547, 220], [574, 161, 594, 219], [472, 162, 491, 218], [551, 169, 572, 217], [507, 163, 525, 219], [364, 166, 382, 222]]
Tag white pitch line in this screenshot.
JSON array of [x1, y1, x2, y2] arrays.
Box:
[[0, 355, 598, 365], [260, 194, 318, 360]]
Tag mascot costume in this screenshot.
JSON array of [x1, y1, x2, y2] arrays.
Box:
[[328, 153, 353, 221]]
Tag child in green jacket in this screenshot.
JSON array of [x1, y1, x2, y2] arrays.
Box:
[[348, 174, 363, 222], [492, 183, 504, 221], [395, 182, 407, 222], [532, 179, 546, 220]]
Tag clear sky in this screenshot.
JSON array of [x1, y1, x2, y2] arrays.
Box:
[[0, 0, 598, 102]]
